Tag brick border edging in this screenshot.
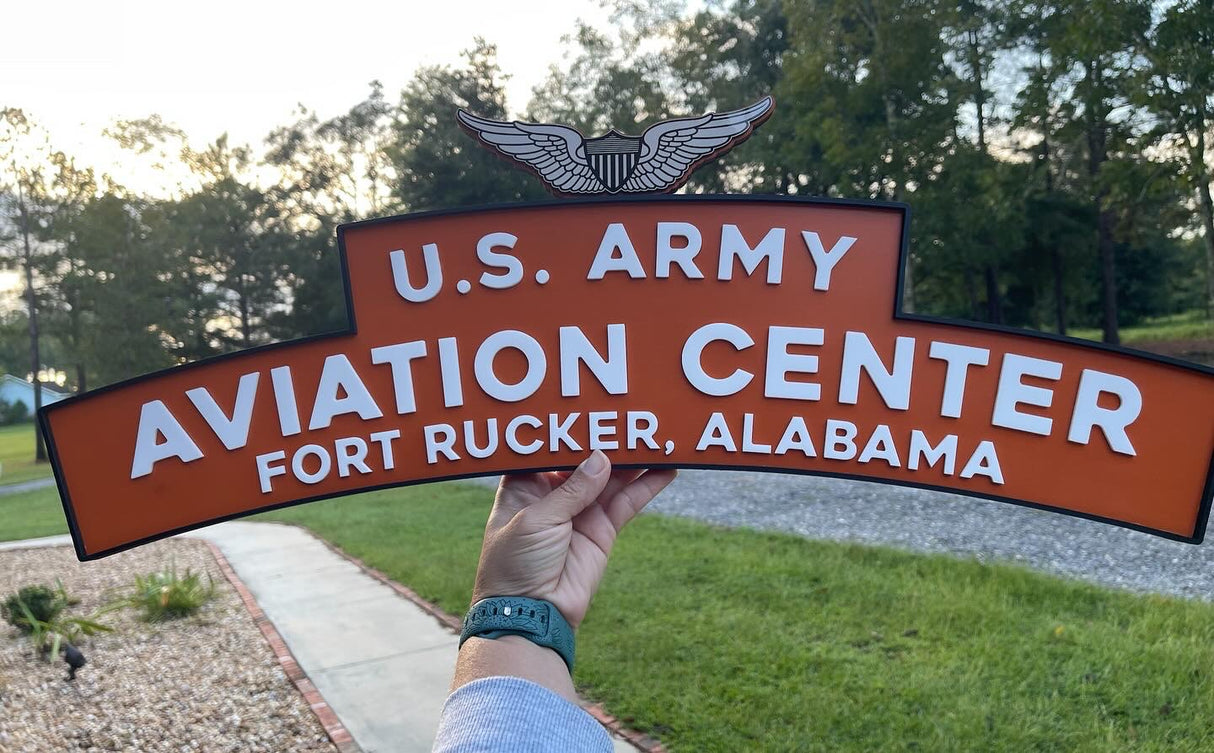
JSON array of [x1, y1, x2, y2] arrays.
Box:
[[300, 529, 667, 753], [202, 540, 361, 753]]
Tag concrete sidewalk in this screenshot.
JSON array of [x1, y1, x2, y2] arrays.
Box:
[[2, 523, 636, 752], [0, 477, 56, 495], [0, 532, 71, 550], [184, 522, 460, 752]]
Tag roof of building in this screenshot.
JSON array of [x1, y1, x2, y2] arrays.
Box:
[[1, 374, 68, 399]]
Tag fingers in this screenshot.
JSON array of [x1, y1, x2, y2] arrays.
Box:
[[604, 468, 678, 532], [490, 466, 634, 530], [490, 460, 672, 536], [528, 450, 612, 526], [489, 472, 548, 523], [600, 467, 645, 502]]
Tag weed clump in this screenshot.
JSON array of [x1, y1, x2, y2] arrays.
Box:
[[114, 565, 216, 621]]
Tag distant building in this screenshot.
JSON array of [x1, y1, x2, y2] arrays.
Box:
[[0, 374, 68, 414]]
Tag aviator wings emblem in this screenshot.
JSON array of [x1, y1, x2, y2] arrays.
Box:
[[456, 97, 774, 196]]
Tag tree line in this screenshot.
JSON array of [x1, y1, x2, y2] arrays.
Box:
[[1, 0, 1210, 413]]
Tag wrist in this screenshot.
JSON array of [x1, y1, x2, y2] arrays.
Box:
[[452, 635, 576, 703], [468, 633, 559, 659], [470, 572, 546, 604]]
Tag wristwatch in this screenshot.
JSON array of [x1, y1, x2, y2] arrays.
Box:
[[459, 596, 576, 672]]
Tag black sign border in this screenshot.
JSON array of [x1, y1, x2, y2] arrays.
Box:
[[37, 194, 1214, 560]]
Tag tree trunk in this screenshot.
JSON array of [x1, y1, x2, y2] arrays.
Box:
[[864, 1, 914, 313], [16, 180, 46, 462], [893, 178, 915, 313], [969, 27, 999, 327], [965, 266, 981, 320], [984, 264, 1002, 324], [969, 28, 988, 154], [1034, 135, 1066, 335], [1086, 63, 1118, 345], [1195, 108, 1214, 318], [239, 275, 251, 346], [1097, 206, 1119, 345], [75, 363, 87, 394], [1200, 179, 1214, 319], [1052, 244, 1067, 336]]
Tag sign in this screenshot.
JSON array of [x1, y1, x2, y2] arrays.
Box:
[[41, 196, 1214, 559]]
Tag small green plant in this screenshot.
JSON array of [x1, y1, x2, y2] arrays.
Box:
[[113, 565, 216, 621], [2, 581, 73, 633], [14, 599, 113, 660]]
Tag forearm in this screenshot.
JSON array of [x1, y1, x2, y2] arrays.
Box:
[[451, 634, 578, 705]]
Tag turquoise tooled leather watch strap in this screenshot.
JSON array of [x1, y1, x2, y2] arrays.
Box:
[[459, 597, 576, 672]]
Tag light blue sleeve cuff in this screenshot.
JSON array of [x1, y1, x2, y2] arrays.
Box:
[[433, 676, 613, 753]]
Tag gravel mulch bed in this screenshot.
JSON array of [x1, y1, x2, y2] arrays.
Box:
[[649, 469, 1214, 600], [0, 540, 336, 753]]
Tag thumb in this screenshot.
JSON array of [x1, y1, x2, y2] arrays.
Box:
[[528, 450, 611, 525]]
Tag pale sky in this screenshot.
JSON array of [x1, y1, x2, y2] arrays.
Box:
[[2, 0, 611, 191]]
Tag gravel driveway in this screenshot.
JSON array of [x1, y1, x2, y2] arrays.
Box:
[[647, 469, 1214, 600]]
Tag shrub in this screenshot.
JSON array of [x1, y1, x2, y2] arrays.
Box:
[[2, 583, 70, 633], [16, 603, 113, 660], [114, 565, 216, 621], [4, 582, 112, 660], [0, 397, 29, 426]]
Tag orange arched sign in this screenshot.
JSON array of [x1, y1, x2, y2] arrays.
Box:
[[40, 197, 1214, 559]]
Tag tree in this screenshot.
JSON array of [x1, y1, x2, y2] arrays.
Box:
[[266, 82, 397, 224], [178, 136, 288, 350], [779, 0, 956, 310], [529, 20, 674, 136], [1139, 0, 1214, 317], [1012, 47, 1088, 335], [56, 192, 177, 386], [264, 84, 399, 340], [0, 108, 52, 460], [387, 40, 547, 211], [1011, 0, 1153, 344], [938, 0, 1016, 322], [38, 152, 100, 392], [666, 0, 796, 193]]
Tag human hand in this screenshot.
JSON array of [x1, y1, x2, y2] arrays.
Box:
[[471, 450, 677, 629]]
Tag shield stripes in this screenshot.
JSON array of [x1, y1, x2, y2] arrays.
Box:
[[584, 132, 642, 192], [588, 153, 639, 191]]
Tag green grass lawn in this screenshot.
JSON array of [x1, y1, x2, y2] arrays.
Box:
[[258, 485, 1214, 752], [1071, 310, 1214, 345], [0, 422, 54, 486], [0, 485, 68, 541], [6, 481, 1214, 750]]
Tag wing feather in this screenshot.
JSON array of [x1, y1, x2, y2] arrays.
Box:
[[456, 110, 605, 195], [621, 97, 774, 193]]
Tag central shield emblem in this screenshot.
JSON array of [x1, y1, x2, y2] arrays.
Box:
[[583, 131, 642, 191]]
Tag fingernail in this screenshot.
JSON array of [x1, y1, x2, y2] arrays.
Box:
[[581, 449, 607, 475]]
